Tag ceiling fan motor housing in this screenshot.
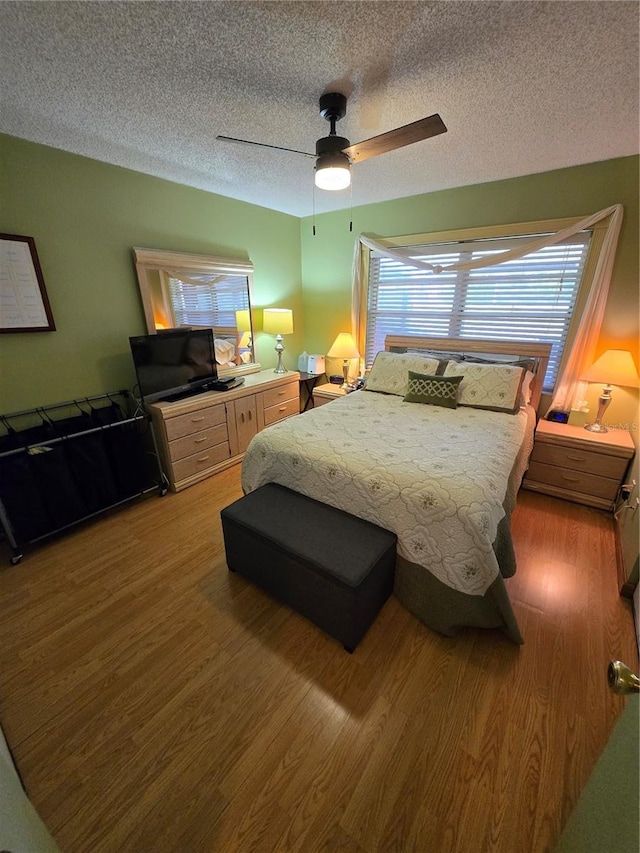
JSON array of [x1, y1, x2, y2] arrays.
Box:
[[316, 135, 350, 157]]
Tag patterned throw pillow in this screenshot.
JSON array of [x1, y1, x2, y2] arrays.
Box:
[[403, 372, 463, 408], [443, 362, 526, 414], [366, 352, 440, 396]]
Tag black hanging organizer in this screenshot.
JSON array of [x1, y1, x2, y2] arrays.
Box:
[[0, 390, 168, 565]]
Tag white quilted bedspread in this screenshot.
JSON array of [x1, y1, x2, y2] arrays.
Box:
[[241, 389, 530, 596]]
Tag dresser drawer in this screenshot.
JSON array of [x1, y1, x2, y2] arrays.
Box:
[[165, 404, 226, 441], [264, 396, 299, 426], [262, 381, 298, 409], [525, 460, 620, 501], [172, 441, 231, 482], [530, 442, 628, 479], [169, 424, 228, 462]]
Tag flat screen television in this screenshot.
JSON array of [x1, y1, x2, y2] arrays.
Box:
[[129, 328, 220, 403]]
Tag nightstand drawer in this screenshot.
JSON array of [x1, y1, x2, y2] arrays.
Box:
[[525, 460, 620, 501], [530, 443, 628, 479], [172, 441, 231, 482], [169, 424, 229, 462], [264, 396, 299, 426], [165, 405, 226, 441], [262, 382, 298, 409]]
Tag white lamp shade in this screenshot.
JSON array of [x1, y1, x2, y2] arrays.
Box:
[[263, 308, 294, 336], [235, 309, 251, 332], [327, 332, 360, 359], [581, 349, 640, 387]]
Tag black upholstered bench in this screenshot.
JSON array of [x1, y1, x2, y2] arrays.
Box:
[[220, 483, 397, 652]]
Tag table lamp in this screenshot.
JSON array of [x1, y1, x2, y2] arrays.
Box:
[[263, 308, 294, 373], [327, 332, 360, 390], [581, 349, 640, 433]]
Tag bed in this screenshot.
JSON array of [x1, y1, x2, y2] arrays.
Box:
[[241, 336, 551, 643]]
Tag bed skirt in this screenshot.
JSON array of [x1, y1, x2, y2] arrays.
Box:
[[393, 514, 523, 644]]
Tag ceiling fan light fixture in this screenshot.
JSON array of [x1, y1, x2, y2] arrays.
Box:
[[314, 152, 351, 191]]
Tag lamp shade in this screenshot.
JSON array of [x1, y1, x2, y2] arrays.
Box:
[[235, 309, 251, 332], [263, 308, 293, 336], [327, 332, 360, 359], [581, 350, 640, 388]]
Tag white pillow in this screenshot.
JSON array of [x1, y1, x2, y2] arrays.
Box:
[[443, 361, 526, 414], [214, 337, 236, 366], [366, 352, 440, 396]]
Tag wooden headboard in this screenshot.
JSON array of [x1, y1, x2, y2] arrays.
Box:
[[384, 335, 552, 411]]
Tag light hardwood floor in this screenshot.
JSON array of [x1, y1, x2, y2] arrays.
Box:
[[1, 465, 637, 852]]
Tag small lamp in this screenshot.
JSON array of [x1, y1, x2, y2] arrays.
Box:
[[235, 309, 252, 350], [263, 308, 294, 374], [581, 349, 640, 433], [327, 332, 360, 390]]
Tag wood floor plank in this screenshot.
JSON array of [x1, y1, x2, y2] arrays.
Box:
[[0, 466, 637, 852]]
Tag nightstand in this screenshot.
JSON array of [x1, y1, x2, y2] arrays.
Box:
[[312, 383, 349, 407], [522, 420, 635, 510]]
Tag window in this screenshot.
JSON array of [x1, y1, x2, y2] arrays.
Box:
[[166, 272, 249, 330], [366, 231, 592, 391]]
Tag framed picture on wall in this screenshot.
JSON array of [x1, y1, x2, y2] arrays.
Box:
[[0, 233, 56, 333]]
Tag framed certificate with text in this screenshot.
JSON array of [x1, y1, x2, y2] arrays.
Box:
[[0, 233, 56, 332]]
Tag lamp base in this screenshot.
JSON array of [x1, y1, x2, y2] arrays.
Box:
[[583, 388, 612, 434], [340, 359, 352, 391], [273, 337, 287, 374]]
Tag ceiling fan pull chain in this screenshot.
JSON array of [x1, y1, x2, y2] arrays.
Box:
[[312, 181, 317, 236]]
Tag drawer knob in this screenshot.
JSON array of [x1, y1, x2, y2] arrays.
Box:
[[194, 437, 207, 444], [278, 406, 286, 412], [191, 416, 205, 423], [567, 453, 586, 462], [561, 473, 581, 483], [197, 455, 210, 463]]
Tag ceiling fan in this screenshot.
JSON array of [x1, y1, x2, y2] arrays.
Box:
[[216, 92, 447, 191]]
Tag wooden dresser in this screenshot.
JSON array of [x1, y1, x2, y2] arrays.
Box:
[[522, 420, 635, 510], [147, 371, 299, 491]]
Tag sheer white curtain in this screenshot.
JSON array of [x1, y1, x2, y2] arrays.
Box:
[[351, 204, 623, 409]]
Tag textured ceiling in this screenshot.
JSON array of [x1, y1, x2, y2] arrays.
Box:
[[1, 1, 638, 218]]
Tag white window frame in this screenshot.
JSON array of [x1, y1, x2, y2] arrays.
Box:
[[361, 216, 608, 393]]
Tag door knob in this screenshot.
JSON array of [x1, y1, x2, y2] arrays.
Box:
[[607, 660, 640, 694]]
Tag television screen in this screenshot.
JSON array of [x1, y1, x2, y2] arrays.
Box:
[[129, 328, 220, 403]]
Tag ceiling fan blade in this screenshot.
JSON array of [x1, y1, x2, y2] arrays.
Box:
[[216, 135, 315, 158], [342, 114, 447, 164]]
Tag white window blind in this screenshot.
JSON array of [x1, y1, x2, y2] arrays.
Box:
[[367, 232, 591, 391], [168, 273, 249, 329]]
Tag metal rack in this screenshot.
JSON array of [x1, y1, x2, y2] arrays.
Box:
[[0, 390, 168, 564]]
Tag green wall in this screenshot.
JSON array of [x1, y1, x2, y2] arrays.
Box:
[[2, 136, 637, 426], [0, 134, 302, 412], [300, 157, 639, 363]]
